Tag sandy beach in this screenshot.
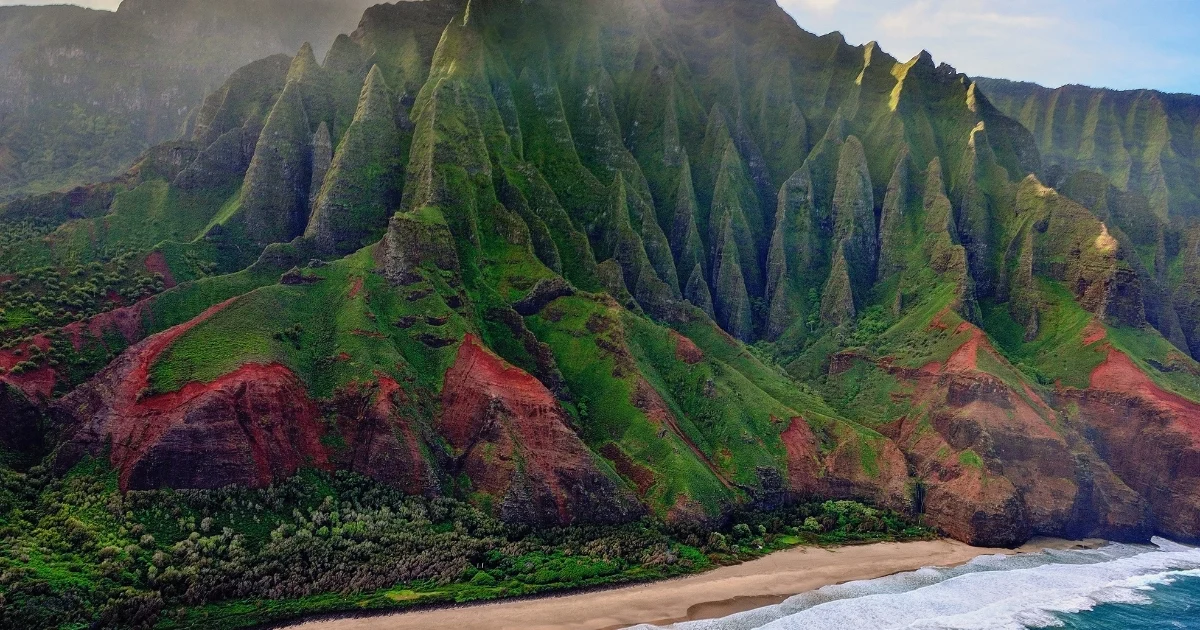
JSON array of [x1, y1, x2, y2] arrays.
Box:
[[284, 538, 1101, 630]]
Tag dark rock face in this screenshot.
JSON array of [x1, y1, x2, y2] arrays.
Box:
[[0, 384, 45, 469], [379, 211, 461, 286]]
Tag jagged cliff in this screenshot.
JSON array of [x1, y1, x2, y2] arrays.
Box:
[[2, 0, 1200, 547]]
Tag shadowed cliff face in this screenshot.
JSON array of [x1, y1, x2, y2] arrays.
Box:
[[4, 0, 1200, 547]]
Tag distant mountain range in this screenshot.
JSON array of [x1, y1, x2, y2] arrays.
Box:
[[0, 0, 381, 200]]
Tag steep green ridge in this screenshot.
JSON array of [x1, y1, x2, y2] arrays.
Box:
[[2, 1, 1200, 627], [977, 77, 1200, 360]]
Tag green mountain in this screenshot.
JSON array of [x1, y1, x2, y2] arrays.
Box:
[[4, 0, 1200, 626], [0, 0, 384, 201], [977, 77, 1200, 361]]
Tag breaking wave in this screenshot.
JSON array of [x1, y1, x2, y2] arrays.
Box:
[[632, 538, 1200, 630]]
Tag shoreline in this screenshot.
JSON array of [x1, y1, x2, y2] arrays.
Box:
[[282, 537, 1106, 630]]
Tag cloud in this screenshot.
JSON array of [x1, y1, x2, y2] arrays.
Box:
[[789, 0, 842, 13], [878, 0, 1058, 38]]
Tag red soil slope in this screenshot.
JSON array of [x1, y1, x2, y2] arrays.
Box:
[[1062, 335, 1200, 541], [439, 334, 638, 526], [869, 320, 1148, 545], [53, 299, 331, 490]]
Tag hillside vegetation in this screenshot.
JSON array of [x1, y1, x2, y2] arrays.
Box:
[[1, 0, 1200, 627]]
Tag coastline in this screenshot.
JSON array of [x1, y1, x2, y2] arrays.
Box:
[[283, 538, 1104, 630]]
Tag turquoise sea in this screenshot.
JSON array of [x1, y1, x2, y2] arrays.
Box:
[[633, 538, 1200, 630], [1057, 572, 1200, 629]]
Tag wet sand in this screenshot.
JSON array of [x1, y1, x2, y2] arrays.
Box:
[[284, 538, 1106, 630]]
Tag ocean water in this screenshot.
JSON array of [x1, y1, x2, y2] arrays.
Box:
[[633, 538, 1200, 630]]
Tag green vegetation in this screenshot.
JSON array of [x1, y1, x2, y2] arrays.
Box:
[[0, 251, 162, 344], [4, 2, 1200, 629], [0, 461, 930, 630], [979, 280, 1108, 389]]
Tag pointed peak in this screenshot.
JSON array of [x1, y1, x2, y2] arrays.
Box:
[[707, 103, 730, 130], [783, 161, 813, 189], [913, 50, 935, 69], [820, 30, 848, 47], [611, 172, 628, 192], [314, 120, 331, 145], [821, 244, 856, 326], [353, 65, 394, 122], [861, 40, 895, 69], [886, 146, 913, 193], [287, 42, 320, 82], [675, 154, 696, 198], [924, 158, 948, 200], [840, 134, 867, 164], [365, 64, 388, 90]]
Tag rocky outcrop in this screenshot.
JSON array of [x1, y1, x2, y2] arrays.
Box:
[[308, 122, 332, 210], [712, 216, 755, 340], [832, 136, 877, 296], [877, 148, 913, 281], [765, 165, 817, 340], [379, 209, 461, 286], [877, 323, 1151, 546], [331, 377, 439, 495], [820, 246, 856, 326], [669, 155, 708, 298], [438, 335, 640, 526], [780, 415, 910, 514]]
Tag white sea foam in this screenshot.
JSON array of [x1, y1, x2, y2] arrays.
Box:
[[630, 538, 1200, 630]]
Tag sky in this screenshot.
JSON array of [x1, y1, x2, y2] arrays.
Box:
[[2, 0, 1199, 94], [777, 0, 1200, 93]]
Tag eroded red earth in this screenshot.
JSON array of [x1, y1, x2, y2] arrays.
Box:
[[55, 298, 332, 490], [438, 334, 637, 525]]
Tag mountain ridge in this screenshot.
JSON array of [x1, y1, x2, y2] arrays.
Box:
[[2, 0, 1200, 569]]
